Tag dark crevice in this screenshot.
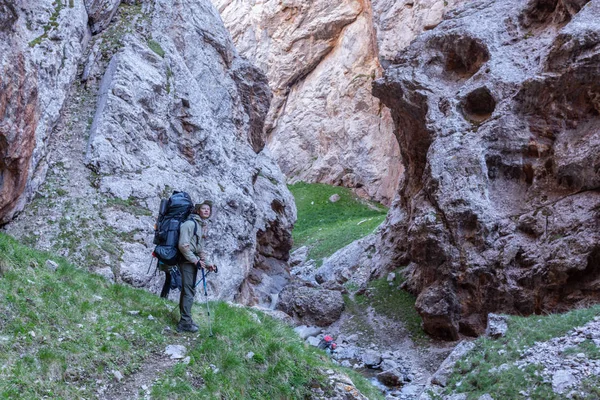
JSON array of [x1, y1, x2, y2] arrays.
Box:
[[461, 87, 496, 123]]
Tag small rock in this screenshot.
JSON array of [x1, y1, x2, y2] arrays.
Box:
[[29, 331, 36, 338], [147, 315, 155, 321], [446, 395, 467, 400], [210, 364, 219, 374], [289, 246, 309, 267], [387, 272, 396, 282], [478, 394, 494, 400], [362, 350, 382, 367], [45, 260, 59, 272], [128, 310, 140, 315], [380, 359, 398, 371], [165, 344, 187, 359], [182, 356, 191, 364], [399, 385, 420, 397], [552, 370, 576, 394], [486, 314, 508, 339], [294, 325, 322, 340], [307, 336, 321, 347], [246, 352, 254, 359], [329, 194, 340, 203], [377, 368, 406, 386], [113, 370, 123, 381]]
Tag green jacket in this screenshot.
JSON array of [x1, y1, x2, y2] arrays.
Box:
[[178, 214, 207, 265]]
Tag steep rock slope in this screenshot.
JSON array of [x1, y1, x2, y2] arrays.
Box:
[[373, 0, 600, 339], [211, 0, 465, 204], [0, 0, 89, 224], [3, 0, 295, 306]]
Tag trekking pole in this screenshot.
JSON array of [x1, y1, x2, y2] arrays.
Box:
[[196, 265, 218, 337], [146, 255, 156, 275]]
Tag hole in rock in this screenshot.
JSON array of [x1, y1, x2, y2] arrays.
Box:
[[442, 36, 490, 78], [521, 0, 590, 27], [461, 87, 496, 123], [566, 247, 600, 289]]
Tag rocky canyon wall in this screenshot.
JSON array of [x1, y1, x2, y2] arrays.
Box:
[[372, 0, 600, 339], [211, 0, 465, 204], [2, 0, 296, 307], [0, 0, 89, 224]]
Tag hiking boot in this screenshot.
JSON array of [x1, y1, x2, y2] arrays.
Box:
[[176, 322, 199, 333], [190, 321, 199, 329]]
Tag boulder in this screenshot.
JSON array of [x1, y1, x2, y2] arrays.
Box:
[[376, 368, 407, 387], [315, 234, 376, 286], [276, 282, 345, 327], [362, 349, 382, 368], [429, 341, 476, 388]]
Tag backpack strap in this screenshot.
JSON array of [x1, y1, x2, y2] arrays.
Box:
[[188, 217, 199, 239]]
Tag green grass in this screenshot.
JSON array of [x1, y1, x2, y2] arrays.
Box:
[[150, 303, 382, 399], [443, 306, 600, 399], [147, 39, 165, 58], [289, 182, 388, 264], [0, 232, 383, 399], [106, 195, 152, 216], [28, 0, 64, 47], [343, 268, 426, 343]]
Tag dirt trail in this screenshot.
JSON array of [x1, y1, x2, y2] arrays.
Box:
[[96, 332, 202, 400]]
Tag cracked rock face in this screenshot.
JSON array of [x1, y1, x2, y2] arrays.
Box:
[[372, 0, 600, 340], [3, 0, 296, 305], [85, 0, 122, 34], [0, 0, 89, 224], [212, 0, 403, 204], [371, 0, 467, 63], [211, 0, 468, 205]]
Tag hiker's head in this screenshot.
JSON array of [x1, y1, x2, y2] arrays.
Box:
[[194, 201, 212, 219]]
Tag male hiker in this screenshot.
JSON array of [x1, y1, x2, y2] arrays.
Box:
[[176, 201, 216, 332]]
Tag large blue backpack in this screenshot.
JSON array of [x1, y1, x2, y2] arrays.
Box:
[[152, 191, 193, 265]]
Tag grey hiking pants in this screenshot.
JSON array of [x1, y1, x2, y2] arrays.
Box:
[[179, 262, 198, 325]]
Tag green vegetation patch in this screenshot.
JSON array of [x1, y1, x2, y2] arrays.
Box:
[[443, 306, 600, 399], [147, 39, 165, 58], [289, 182, 388, 264], [0, 232, 170, 399], [106, 196, 152, 217], [151, 303, 383, 399], [343, 268, 426, 343], [29, 0, 64, 47], [0, 232, 383, 400]]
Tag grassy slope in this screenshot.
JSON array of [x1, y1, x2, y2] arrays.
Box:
[[289, 182, 388, 264], [0, 232, 383, 399], [442, 306, 600, 400]]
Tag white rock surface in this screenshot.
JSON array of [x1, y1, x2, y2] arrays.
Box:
[[5, 0, 295, 306], [0, 0, 89, 223], [165, 344, 187, 360]]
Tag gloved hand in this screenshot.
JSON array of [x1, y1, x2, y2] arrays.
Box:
[[196, 259, 206, 270]]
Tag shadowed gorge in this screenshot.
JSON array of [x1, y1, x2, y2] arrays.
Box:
[[1, 0, 600, 398]]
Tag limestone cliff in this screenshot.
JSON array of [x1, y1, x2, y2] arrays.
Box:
[[211, 0, 463, 204], [2, 0, 295, 306], [372, 0, 600, 339], [0, 0, 89, 224]]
